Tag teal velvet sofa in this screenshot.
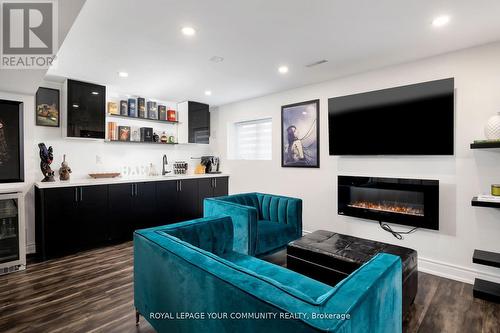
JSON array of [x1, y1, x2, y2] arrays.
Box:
[[134, 216, 402, 333], [203, 193, 302, 256]]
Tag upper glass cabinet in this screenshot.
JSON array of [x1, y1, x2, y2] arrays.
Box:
[[67, 79, 106, 139]]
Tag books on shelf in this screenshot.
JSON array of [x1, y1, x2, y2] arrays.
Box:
[[138, 97, 146, 118], [147, 101, 158, 120], [158, 105, 167, 120], [120, 100, 128, 115], [118, 126, 131, 141], [128, 98, 137, 117], [130, 126, 140, 142], [108, 102, 119, 115], [476, 195, 500, 203], [107, 122, 118, 141]]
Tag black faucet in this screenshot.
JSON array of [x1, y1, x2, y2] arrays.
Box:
[[162, 154, 170, 175]]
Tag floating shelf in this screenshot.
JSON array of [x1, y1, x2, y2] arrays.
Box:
[[106, 113, 180, 125], [473, 249, 500, 269], [104, 140, 178, 145], [471, 197, 500, 208], [470, 141, 500, 149], [473, 278, 500, 303]]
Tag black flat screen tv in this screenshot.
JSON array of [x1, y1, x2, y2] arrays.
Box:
[[328, 78, 454, 155]]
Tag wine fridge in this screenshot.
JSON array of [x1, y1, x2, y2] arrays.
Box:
[[0, 192, 25, 275]]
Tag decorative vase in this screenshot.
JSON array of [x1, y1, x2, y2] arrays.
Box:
[[484, 112, 500, 140]]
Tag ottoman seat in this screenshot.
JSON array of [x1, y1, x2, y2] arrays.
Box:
[[287, 230, 418, 314]]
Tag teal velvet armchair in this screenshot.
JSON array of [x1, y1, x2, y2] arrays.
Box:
[[203, 193, 302, 256], [134, 216, 402, 333]]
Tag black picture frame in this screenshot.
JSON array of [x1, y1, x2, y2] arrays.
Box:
[[281, 99, 320, 168], [36, 87, 60, 127], [0, 99, 24, 183]]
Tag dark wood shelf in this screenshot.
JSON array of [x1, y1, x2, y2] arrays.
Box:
[[106, 113, 179, 125], [473, 250, 500, 269], [471, 197, 500, 208], [473, 278, 500, 303], [470, 141, 500, 149], [104, 140, 178, 145]]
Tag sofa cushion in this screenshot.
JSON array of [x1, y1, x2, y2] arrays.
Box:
[[256, 220, 296, 255], [221, 251, 334, 305], [158, 230, 335, 306]]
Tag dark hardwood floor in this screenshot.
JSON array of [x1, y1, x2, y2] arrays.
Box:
[[0, 243, 499, 333]]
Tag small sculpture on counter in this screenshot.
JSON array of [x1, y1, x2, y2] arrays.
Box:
[[153, 132, 160, 143], [58, 154, 72, 181], [38, 143, 55, 182]]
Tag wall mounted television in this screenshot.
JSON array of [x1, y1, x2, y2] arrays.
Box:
[[328, 78, 454, 155]]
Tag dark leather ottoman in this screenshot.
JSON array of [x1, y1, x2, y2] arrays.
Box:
[[287, 230, 418, 314]]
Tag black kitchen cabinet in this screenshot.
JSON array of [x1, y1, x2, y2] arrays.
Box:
[[36, 185, 108, 259], [156, 180, 180, 224], [108, 182, 156, 241], [198, 177, 229, 215], [108, 183, 135, 242], [188, 101, 210, 144], [35, 177, 228, 260], [177, 179, 199, 221], [134, 182, 157, 230], [67, 79, 106, 138], [76, 185, 108, 248]]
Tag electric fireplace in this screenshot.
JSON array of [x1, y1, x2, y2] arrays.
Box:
[[338, 176, 439, 230]]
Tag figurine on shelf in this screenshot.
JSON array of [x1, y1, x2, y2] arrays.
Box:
[[58, 154, 72, 181], [153, 132, 160, 142], [160, 131, 168, 143], [38, 143, 55, 182]]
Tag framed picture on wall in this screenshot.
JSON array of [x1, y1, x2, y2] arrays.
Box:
[[281, 99, 320, 168], [0, 100, 24, 183], [36, 87, 60, 127]]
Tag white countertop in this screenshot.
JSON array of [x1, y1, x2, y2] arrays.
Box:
[[34, 173, 229, 189]]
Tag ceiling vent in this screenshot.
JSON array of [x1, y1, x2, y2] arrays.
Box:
[[305, 59, 328, 68]]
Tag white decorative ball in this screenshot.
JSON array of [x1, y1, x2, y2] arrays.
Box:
[[485, 113, 500, 140]]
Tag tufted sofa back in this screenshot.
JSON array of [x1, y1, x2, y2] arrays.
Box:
[[214, 193, 302, 225]]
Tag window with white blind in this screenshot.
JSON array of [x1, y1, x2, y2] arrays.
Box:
[[231, 118, 272, 160]]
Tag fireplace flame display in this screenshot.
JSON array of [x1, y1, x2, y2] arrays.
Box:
[[347, 200, 424, 217]]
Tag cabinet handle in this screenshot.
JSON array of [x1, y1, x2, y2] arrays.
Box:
[[131, 184, 135, 196], [135, 184, 138, 196], [179, 180, 182, 192], [214, 178, 217, 188], [80, 187, 83, 201], [74, 188, 78, 202]]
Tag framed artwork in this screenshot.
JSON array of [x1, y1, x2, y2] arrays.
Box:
[[36, 87, 60, 127], [281, 99, 320, 168], [0, 100, 24, 183]]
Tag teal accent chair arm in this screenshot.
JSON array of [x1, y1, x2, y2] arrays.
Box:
[[204, 198, 258, 255]]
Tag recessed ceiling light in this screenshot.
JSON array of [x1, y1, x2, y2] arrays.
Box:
[[278, 65, 289, 74], [432, 15, 450, 27], [209, 56, 224, 63], [91, 91, 99, 95], [181, 26, 196, 36], [118, 71, 128, 78], [205, 90, 212, 96]]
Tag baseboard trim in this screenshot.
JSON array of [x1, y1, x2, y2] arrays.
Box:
[[418, 257, 500, 285], [301, 229, 500, 284]]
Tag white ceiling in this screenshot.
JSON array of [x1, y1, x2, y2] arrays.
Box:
[[0, 0, 86, 96], [47, 0, 500, 106]]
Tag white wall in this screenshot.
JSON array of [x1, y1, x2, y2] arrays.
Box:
[[212, 42, 500, 284], [1, 80, 213, 253]]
